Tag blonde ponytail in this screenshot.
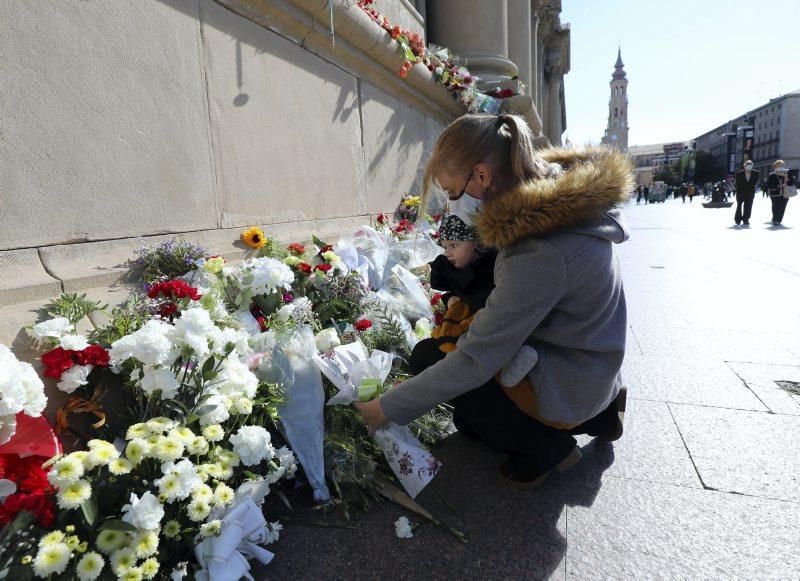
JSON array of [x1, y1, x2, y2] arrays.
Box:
[[420, 114, 551, 214]]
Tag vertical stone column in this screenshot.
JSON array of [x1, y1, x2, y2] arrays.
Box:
[[546, 73, 564, 145], [426, 0, 517, 83], [507, 0, 531, 91]]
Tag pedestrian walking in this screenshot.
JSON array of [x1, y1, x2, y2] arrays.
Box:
[[767, 159, 796, 225], [643, 184, 650, 204], [733, 160, 759, 225], [687, 183, 696, 203], [636, 185, 643, 205]]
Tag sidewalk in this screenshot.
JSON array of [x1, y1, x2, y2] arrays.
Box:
[[266, 198, 800, 579]]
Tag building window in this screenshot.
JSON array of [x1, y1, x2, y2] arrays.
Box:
[[614, 108, 618, 118]]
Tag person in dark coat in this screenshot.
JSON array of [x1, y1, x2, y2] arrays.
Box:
[[767, 159, 795, 225], [733, 160, 759, 225]]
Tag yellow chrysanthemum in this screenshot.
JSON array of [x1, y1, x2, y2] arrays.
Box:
[[241, 226, 266, 249], [203, 256, 225, 274]]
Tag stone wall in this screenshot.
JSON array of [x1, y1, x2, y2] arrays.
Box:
[[0, 0, 452, 374]]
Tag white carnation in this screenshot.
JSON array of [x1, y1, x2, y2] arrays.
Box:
[[60, 334, 90, 351], [140, 368, 181, 400], [18, 362, 46, 417], [57, 364, 93, 394], [275, 304, 295, 323], [28, 317, 74, 343], [229, 426, 274, 467], [212, 327, 252, 358], [235, 257, 294, 295], [314, 328, 340, 352], [276, 446, 297, 478], [217, 358, 259, 399], [0, 346, 28, 418], [197, 393, 230, 426], [394, 516, 414, 538], [172, 307, 216, 358], [110, 320, 175, 367], [121, 491, 164, 530], [265, 521, 283, 544]]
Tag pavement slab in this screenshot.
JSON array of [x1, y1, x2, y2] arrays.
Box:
[[669, 403, 800, 502]]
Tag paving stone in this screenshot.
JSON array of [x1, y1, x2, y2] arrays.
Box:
[[726, 362, 800, 415], [575, 400, 701, 488], [265, 434, 568, 579], [670, 403, 800, 502], [621, 352, 767, 411], [565, 476, 800, 578]]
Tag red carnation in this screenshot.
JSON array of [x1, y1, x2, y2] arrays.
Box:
[[376, 213, 388, 224], [287, 242, 305, 256], [256, 316, 268, 332], [354, 319, 373, 332], [297, 262, 312, 274], [41, 347, 74, 379], [433, 313, 444, 326], [314, 264, 333, 273], [147, 279, 201, 301], [0, 492, 55, 528], [318, 244, 333, 255], [158, 303, 178, 318], [430, 293, 443, 306], [74, 344, 110, 367]]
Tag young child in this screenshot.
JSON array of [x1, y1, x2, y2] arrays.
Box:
[[411, 213, 538, 388]]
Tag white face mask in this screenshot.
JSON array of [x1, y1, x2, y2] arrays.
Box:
[[448, 194, 484, 226], [744, 165, 753, 172]]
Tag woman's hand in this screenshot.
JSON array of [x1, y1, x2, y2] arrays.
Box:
[[353, 398, 389, 435]]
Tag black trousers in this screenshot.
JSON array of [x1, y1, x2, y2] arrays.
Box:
[[771, 195, 789, 224], [409, 338, 619, 476], [734, 194, 755, 223]]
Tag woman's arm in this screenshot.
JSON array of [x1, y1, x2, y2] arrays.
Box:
[[377, 241, 568, 426]]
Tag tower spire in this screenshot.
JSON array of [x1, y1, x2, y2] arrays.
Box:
[[601, 47, 629, 151], [613, 46, 626, 79]]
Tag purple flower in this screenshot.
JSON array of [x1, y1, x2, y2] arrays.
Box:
[[282, 293, 294, 303]]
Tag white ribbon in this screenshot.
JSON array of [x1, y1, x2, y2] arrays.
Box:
[[193, 499, 274, 581]]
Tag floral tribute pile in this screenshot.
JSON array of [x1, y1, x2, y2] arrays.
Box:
[[0, 211, 456, 579]]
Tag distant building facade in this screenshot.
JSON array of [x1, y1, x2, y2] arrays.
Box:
[[693, 89, 800, 180], [628, 141, 690, 185]]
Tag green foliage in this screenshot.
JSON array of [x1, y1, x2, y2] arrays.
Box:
[[361, 306, 410, 356], [43, 292, 106, 326], [255, 236, 287, 260], [653, 165, 681, 186], [92, 294, 148, 345]]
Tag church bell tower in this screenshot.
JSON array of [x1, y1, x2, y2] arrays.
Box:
[[601, 47, 629, 150]]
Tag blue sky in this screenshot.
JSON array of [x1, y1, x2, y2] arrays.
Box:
[[561, 0, 800, 146]]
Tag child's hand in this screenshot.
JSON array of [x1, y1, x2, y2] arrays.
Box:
[[447, 296, 461, 308]]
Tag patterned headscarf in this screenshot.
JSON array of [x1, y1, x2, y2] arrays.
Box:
[[438, 212, 477, 243]]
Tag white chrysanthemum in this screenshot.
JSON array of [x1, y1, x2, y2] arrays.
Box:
[[125, 438, 151, 465], [110, 547, 136, 574], [153, 437, 184, 462], [76, 551, 105, 581], [109, 320, 175, 367], [216, 357, 259, 399], [201, 424, 224, 442], [141, 557, 159, 579], [394, 516, 413, 538], [197, 394, 230, 426], [187, 435, 209, 456], [108, 457, 133, 475], [145, 417, 177, 433], [265, 521, 283, 544], [56, 479, 92, 509], [27, 317, 74, 342], [126, 423, 150, 440], [193, 483, 213, 502], [213, 483, 235, 507], [162, 520, 181, 539], [139, 367, 181, 400], [33, 542, 72, 576], [172, 307, 216, 358], [87, 439, 120, 466], [213, 448, 240, 468], [186, 498, 211, 522], [60, 334, 90, 351], [167, 426, 195, 446], [236, 257, 294, 295], [70, 450, 92, 469], [155, 459, 201, 502], [57, 364, 93, 394], [283, 255, 301, 267], [121, 491, 164, 530], [48, 454, 85, 486], [231, 396, 253, 415], [229, 426, 274, 467], [199, 519, 222, 538], [131, 529, 159, 558], [39, 530, 65, 547], [96, 530, 128, 554], [120, 566, 144, 581]]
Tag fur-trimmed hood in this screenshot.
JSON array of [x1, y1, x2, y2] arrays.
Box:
[[475, 146, 635, 248]]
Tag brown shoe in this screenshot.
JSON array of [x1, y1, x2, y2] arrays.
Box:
[[499, 446, 582, 489]]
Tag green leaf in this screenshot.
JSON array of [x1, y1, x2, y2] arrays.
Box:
[[311, 235, 328, 249], [98, 519, 138, 533], [194, 404, 217, 417], [186, 413, 199, 425], [81, 495, 98, 527], [201, 357, 216, 377]]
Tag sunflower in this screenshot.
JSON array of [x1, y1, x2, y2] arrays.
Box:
[[241, 226, 266, 249]]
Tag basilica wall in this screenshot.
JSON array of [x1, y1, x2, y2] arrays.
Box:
[[0, 0, 569, 379]]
